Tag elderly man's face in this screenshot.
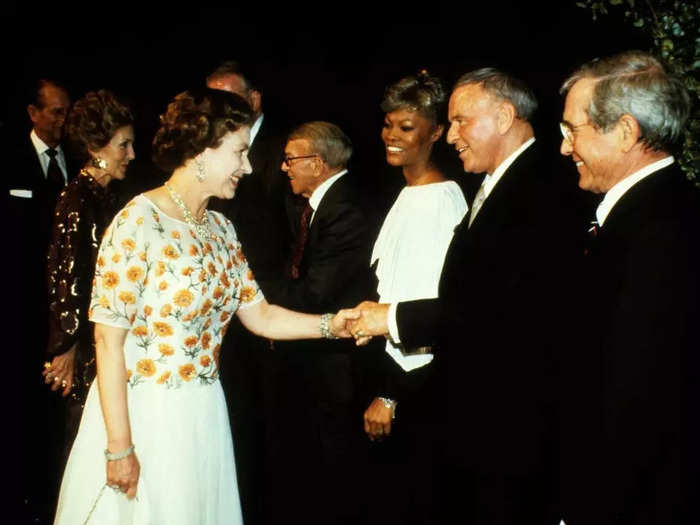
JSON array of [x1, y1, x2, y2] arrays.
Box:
[[28, 83, 70, 148], [282, 139, 319, 198], [560, 78, 622, 194], [446, 83, 503, 175]]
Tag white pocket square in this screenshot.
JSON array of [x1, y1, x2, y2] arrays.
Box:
[[9, 189, 33, 198]]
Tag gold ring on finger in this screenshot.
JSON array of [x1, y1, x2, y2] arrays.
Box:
[[54, 376, 60, 382]]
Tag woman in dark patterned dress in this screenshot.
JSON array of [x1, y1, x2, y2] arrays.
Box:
[[44, 89, 135, 449]]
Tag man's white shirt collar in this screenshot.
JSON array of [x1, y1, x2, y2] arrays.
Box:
[[30, 129, 67, 180], [596, 156, 674, 226], [308, 169, 347, 223], [479, 137, 535, 199], [249, 114, 263, 145]]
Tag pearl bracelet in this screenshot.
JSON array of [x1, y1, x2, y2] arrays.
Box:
[[104, 444, 135, 461], [320, 313, 339, 339]]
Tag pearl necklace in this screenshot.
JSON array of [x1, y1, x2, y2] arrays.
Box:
[[164, 183, 213, 240]]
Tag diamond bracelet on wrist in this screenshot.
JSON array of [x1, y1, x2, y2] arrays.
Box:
[[320, 313, 339, 339], [104, 444, 135, 462], [378, 397, 397, 419]]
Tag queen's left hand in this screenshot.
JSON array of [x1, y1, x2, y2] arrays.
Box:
[[330, 309, 362, 338]]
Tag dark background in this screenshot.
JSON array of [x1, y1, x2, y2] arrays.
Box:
[[7, 2, 647, 523], [5, 2, 647, 201]]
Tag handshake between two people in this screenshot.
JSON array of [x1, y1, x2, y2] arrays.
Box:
[[333, 301, 390, 345]]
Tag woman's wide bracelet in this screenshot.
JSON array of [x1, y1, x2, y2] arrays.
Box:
[[104, 444, 135, 461], [320, 313, 339, 339]]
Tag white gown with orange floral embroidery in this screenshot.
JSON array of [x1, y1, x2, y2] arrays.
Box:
[[54, 195, 263, 525]]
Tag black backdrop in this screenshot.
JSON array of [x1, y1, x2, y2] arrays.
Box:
[[8, 2, 647, 522]]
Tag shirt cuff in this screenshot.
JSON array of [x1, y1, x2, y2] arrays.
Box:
[[387, 302, 401, 344]]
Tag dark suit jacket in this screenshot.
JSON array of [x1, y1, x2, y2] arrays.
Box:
[[394, 143, 578, 522], [6, 133, 74, 353], [561, 164, 700, 525]]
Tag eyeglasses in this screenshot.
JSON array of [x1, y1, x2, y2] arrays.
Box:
[[559, 121, 593, 145], [283, 154, 319, 167]]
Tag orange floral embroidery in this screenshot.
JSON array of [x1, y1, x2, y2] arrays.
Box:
[[189, 245, 199, 256], [213, 344, 221, 368], [132, 325, 148, 336], [219, 272, 230, 288], [208, 262, 217, 276], [163, 244, 178, 260], [203, 318, 211, 330], [200, 299, 213, 316], [118, 291, 136, 304], [240, 286, 256, 303], [112, 253, 121, 263], [122, 238, 136, 252], [160, 304, 172, 317], [173, 289, 194, 308], [144, 305, 153, 317], [184, 335, 198, 347], [102, 271, 119, 289], [97, 256, 105, 267], [247, 269, 255, 281], [126, 266, 144, 282], [129, 313, 136, 324], [183, 310, 197, 322], [139, 251, 147, 262], [136, 216, 144, 225], [201, 332, 211, 350], [120, 209, 129, 219], [171, 231, 180, 239], [179, 364, 196, 382], [158, 343, 174, 356], [158, 343, 175, 355], [99, 296, 110, 308], [199, 270, 207, 283], [181, 266, 194, 276], [220, 311, 230, 323], [159, 281, 168, 291], [126, 369, 133, 381], [156, 371, 171, 384], [155, 261, 166, 277], [213, 287, 223, 299], [200, 355, 211, 367], [136, 359, 156, 377], [152, 322, 173, 337]]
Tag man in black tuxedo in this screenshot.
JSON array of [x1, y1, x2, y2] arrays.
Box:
[[6, 78, 72, 522], [350, 69, 578, 524], [557, 51, 699, 525], [206, 62, 293, 525], [264, 121, 373, 525]]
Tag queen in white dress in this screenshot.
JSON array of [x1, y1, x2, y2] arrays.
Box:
[[53, 87, 357, 525]]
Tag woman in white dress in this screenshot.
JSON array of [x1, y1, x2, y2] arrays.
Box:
[[53, 87, 357, 525], [362, 71, 468, 524]]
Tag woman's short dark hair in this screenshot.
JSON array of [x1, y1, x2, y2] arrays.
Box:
[[152, 87, 254, 172], [380, 70, 446, 124], [66, 90, 133, 164]]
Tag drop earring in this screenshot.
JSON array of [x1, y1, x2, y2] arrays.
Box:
[[194, 158, 206, 182], [91, 157, 107, 170]]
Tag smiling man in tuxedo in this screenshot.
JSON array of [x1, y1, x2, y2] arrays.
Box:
[[348, 69, 578, 524], [557, 50, 699, 525]]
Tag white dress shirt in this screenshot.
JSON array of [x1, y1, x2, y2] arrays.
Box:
[[308, 169, 347, 225], [249, 114, 263, 146], [30, 129, 68, 184], [596, 156, 674, 227], [388, 137, 535, 344]]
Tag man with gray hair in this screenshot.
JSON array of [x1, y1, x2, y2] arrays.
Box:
[[350, 69, 578, 523], [558, 50, 699, 524], [266, 121, 373, 525]]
